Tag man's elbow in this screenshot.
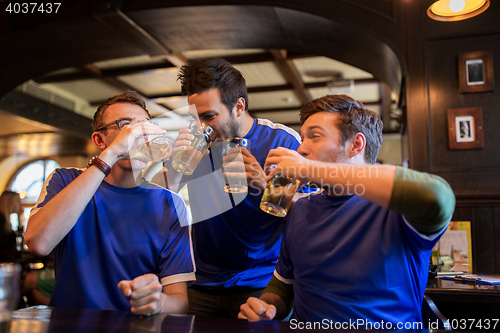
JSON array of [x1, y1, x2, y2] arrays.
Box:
[[430, 178, 456, 220], [421, 179, 456, 232], [24, 232, 52, 257]]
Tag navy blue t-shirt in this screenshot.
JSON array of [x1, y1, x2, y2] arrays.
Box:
[[187, 118, 301, 288], [275, 191, 448, 324], [31, 167, 195, 310]]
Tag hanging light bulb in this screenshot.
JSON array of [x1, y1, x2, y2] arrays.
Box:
[[427, 0, 490, 21], [449, 0, 465, 12]]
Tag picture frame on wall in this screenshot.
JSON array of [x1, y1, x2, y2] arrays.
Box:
[[458, 51, 494, 93], [447, 107, 484, 150]]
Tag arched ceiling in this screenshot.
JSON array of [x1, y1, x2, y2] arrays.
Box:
[[0, 0, 406, 159], [0, 1, 405, 95]]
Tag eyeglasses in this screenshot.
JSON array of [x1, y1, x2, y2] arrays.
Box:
[[96, 118, 158, 132]]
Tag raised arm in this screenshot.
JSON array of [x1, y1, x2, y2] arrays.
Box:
[[264, 148, 455, 233], [25, 119, 166, 256]]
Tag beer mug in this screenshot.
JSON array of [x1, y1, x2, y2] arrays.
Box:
[[171, 121, 214, 175], [135, 134, 173, 163], [222, 137, 251, 193], [260, 166, 300, 217], [131, 119, 173, 163]]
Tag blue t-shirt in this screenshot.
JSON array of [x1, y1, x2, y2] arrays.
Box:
[[31, 167, 195, 311], [276, 191, 448, 324], [187, 118, 301, 288]]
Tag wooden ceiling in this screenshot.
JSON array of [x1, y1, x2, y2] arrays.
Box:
[[0, 0, 406, 157]]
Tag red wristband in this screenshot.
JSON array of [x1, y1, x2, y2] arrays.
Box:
[[87, 156, 111, 177]]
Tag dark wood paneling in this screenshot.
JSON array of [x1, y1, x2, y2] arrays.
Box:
[[475, 207, 495, 274], [427, 35, 500, 173], [411, 3, 500, 276], [403, 0, 431, 172], [436, 170, 500, 199], [494, 207, 500, 274]]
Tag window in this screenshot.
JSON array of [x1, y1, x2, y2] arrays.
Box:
[[7, 159, 60, 231]]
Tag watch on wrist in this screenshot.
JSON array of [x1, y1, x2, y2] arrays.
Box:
[[87, 156, 111, 177]]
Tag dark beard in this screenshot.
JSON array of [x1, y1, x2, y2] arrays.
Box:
[[229, 122, 239, 138]]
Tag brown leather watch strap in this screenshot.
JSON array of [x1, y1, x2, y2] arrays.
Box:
[[87, 156, 111, 177]]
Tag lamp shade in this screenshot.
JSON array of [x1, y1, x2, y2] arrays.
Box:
[[427, 0, 490, 21]]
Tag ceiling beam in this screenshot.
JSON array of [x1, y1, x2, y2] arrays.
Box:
[[34, 51, 318, 84], [94, 10, 170, 57], [34, 62, 176, 84], [93, 10, 186, 67], [270, 49, 312, 106], [89, 77, 380, 106], [0, 91, 93, 139], [82, 64, 148, 97]]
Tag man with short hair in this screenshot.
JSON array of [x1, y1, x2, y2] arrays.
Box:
[[26, 91, 195, 315], [239, 94, 455, 325], [159, 58, 301, 317]]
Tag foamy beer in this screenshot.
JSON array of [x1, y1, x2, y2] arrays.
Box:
[[171, 121, 214, 175], [260, 170, 300, 217]]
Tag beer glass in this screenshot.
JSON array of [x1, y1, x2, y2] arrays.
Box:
[[132, 119, 173, 163], [171, 121, 214, 175], [260, 168, 300, 217], [0, 263, 21, 332], [222, 138, 251, 193], [135, 134, 172, 163]]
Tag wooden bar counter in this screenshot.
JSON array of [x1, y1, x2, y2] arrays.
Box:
[[6, 305, 481, 333]]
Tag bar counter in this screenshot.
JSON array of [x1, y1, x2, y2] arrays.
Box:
[[6, 306, 478, 333]]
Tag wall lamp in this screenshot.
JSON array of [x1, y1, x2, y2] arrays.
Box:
[[427, 0, 490, 21]]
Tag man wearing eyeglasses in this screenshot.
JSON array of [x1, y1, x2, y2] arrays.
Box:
[[25, 91, 195, 315]]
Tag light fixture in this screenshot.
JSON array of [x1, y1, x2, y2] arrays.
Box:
[[427, 0, 490, 21]]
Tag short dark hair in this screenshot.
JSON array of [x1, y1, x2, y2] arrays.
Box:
[[92, 91, 150, 132], [178, 58, 248, 112], [300, 94, 383, 164]]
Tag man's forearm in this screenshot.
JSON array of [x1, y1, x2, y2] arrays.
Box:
[[26, 167, 104, 256], [25, 166, 106, 256], [259, 292, 288, 320], [304, 162, 455, 233], [261, 274, 294, 320], [160, 284, 189, 314], [160, 292, 189, 314], [304, 162, 397, 208], [25, 150, 119, 256]]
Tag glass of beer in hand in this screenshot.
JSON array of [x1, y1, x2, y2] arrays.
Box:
[[260, 166, 300, 217], [171, 121, 214, 175], [222, 137, 251, 193], [136, 135, 172, 163], [134, 120, 173, 163]]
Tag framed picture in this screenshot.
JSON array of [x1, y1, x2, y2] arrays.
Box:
[[458, 51, 494, 93], [447, 107, 484, 150]]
